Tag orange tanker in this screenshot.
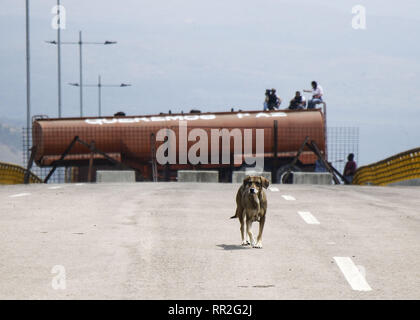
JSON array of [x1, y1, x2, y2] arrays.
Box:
[[32, 108, 326, 182]]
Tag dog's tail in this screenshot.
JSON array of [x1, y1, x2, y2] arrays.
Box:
[[230, 207, 240, 219]]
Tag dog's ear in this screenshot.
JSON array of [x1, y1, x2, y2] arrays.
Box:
[[260, 176, 270, 189], [243, 176, 251, 185]]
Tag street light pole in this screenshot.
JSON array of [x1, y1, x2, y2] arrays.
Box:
[[69, 76, 131, 117], [98, 75, 101, 117], [79, 30, 83, 117], [57, 0, 62, 118], [25, 0, 31, 161], [46, 32, 116, 118]]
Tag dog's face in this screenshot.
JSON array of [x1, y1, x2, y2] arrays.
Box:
[[242, 176, 269, 196]]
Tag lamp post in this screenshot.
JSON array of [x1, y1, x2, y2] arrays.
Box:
[[57, 0, 62, 118], [46, 31, 116, 117], [25, 0, 31, 161], [69, 75, 131, 116]]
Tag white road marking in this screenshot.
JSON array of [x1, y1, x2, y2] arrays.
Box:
[[75, 183, 84, 186], [282, 195, 296, 201], [334, 257, 372, 291], [269, 187, 279, 192], [297, 211, 320, 224], [48, 186, 61, 190], [9, 193, 31, 198]]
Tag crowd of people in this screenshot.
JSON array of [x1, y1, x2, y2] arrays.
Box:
[[263, 81, 324, 111]]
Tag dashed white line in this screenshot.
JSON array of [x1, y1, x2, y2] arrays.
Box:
[[334, 257, 372, 291], [297, 211, 320, 224], [48, 186, 62, 190], [9, 193, 31, 198], [75, 183, 84, 186], [282, 195, 296, 201], [269, 187, 279, 192]]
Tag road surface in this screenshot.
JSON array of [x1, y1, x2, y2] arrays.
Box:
[[0, 182, 419, 299]]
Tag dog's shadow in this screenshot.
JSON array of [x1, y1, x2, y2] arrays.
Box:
[[216, 244, 252, 251]]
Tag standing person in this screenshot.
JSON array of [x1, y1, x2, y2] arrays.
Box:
[[343, 153, 357, 184], [289, 91, 306, 110], [304, 81, 324, 109]]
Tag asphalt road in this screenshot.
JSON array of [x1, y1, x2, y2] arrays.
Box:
[[0, 182, 419, 299]]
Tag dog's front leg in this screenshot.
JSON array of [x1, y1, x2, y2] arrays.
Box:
[[246, 219, 255, 247], [254, 215, 265, 248], [240, 215, 249, 246]]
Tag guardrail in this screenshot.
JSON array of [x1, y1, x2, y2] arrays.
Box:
[[0, 161, 42, 184], [353, 147, 420, 186]]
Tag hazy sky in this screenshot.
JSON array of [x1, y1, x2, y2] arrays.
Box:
[[1, 0, 419, 165]]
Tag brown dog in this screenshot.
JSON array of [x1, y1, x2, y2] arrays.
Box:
[[231, 176, 269, 248]]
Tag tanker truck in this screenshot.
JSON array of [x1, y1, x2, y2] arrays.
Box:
[[31, 108, 326, 182]]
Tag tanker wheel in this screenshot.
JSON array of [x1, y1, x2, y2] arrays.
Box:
[[237, 161, 264, 172], [276, 164, 302, 184]]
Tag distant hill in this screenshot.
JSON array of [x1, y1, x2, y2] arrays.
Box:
[[0, 122, 22, 165]]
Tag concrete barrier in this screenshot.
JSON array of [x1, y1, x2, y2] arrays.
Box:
[[96, 170, 136, 183], [177, 170, 219, 183], [292, 172, 332, 185], [232, 171, 272, 183], [389, 179, 420, 187]]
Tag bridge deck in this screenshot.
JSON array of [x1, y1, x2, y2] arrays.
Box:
[[0, 183, 419, 299]]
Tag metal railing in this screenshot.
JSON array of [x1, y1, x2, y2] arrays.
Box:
[[0, 161, 42, 184], [353, 147, 420, 186]]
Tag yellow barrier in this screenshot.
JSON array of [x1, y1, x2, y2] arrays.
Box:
[[353, 147, 420, 186], [0, 161, 42, 184]]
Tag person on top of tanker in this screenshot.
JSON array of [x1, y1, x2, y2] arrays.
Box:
[[263, 88, 281, 111], [289, 91, 306, 110], [263, 89, 270, 110], [304, 81, 324, 109]]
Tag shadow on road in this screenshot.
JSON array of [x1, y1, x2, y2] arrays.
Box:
[[216, 244, 251, 251]]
